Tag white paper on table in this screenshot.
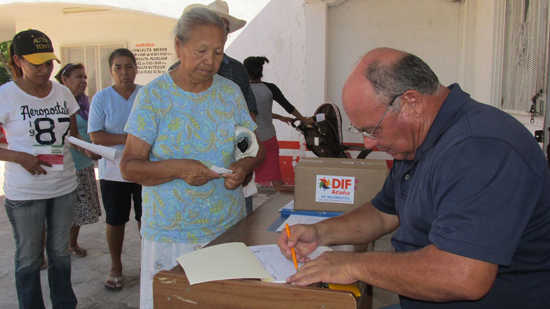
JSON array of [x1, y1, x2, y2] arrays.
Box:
[[249, 244, 332, 282], [278, 200, 294, 212], [177, 242, 274, 285], [276, 214, 330, 232], [67, 137, 119, 162]]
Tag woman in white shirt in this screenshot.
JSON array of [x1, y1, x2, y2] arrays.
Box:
[[0, 29, 84, 309]]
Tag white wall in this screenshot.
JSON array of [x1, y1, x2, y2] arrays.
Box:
[[221, 0, 506, 145], [0, 0, 269, 44], [9, 0, 309, 142], [226, 0, 308, 142], [326, 0, 464, 145], [9, 0, 541, 144], [7, 0, 271, 86], [16, 11, 178, 86]]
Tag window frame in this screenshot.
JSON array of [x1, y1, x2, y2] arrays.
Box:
[[60, 43, 127, 99]]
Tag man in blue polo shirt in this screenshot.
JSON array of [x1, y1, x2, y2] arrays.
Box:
[[278, 48, 550, 308]]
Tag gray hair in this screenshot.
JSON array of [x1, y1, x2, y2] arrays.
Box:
[[174, 7, 227, 45], [365, 54, 440, 111]]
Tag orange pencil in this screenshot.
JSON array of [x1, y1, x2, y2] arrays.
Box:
[[285, 223, 299, 270]]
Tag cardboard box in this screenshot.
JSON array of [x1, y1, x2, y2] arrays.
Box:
[[294, 157, 389, 213]]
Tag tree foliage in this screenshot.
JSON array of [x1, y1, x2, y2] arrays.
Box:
[[0, 40, 13, 85]]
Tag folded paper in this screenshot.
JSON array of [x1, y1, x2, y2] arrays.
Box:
[[67, 136, 119, 162]]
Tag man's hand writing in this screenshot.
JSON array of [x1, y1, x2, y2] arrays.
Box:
[[286, 251, 359, 286], [277, 224, 321, 263]]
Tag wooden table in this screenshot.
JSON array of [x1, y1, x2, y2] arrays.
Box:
[[153, 192, 373, 308]]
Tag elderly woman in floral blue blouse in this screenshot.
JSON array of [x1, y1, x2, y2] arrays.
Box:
[[120, 6, 265, 309]]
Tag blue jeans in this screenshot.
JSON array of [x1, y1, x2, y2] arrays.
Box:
[[4, 190, 78, 309]]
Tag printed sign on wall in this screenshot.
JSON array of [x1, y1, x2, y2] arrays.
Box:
[[315, 175, 355, 204], [131, 43, 173, 75]]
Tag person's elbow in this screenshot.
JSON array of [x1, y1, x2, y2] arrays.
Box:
[[89, 131, 98, 144], [458, 276, 495, 301], [119, 156, 134, 182], [451, 263, 497, 301], [119, 151, 144, 183], [421, 246, 498, 302], [88, 130, 105, 145]]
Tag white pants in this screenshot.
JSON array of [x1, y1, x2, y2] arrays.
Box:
[[140, 238, 208, 309]]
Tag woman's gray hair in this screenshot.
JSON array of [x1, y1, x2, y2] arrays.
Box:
[[365, 54, 440, 111], [174, 7, 227, 45]]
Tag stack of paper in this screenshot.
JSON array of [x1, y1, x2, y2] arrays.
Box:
[[177, 243, 273, 285], [177, 242, 332, 285], [249, 244, 331, 282]]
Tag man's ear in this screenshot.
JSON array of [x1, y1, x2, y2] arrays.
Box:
[[402, 90, 424, 118]]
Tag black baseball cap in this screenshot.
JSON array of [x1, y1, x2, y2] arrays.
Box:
[[12, 29, 60, 65]]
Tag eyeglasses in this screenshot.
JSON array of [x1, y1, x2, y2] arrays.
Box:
[[348, 92, 405, 139]]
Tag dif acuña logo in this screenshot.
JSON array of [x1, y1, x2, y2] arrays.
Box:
[[319, 177, 353, 192]]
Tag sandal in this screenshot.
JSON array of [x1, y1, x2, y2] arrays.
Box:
[[105, 276, 123, 291], [69, 247, 88, 258]]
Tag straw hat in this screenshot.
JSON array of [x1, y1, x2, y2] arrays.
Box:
[[185, 0, 246, 33]]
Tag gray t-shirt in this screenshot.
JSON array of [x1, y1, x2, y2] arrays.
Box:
[[250, 82, 295, 142]]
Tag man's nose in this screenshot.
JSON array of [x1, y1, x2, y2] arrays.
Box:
[[363, 136, 379, 149]]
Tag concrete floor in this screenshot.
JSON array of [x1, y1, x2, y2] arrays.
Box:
[[0, 161, 399, 308]]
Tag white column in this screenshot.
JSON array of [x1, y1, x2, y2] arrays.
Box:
[[304, 1, 328, 116]]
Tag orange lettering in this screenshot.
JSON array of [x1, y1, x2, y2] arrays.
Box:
[[344, 179, 352, 189]]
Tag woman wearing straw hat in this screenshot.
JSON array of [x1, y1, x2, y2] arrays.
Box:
[[0, 29, 85, 309]]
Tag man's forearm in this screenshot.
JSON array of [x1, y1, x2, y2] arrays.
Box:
[[317, 202, 399, 246], [351, 245, 497, 302]]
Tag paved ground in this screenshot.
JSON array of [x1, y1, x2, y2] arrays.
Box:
[[0, 164, 142, 308], [0, 160, 398, 308]]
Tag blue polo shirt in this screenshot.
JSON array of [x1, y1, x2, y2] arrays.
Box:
[[372, 84, 550, 308]]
